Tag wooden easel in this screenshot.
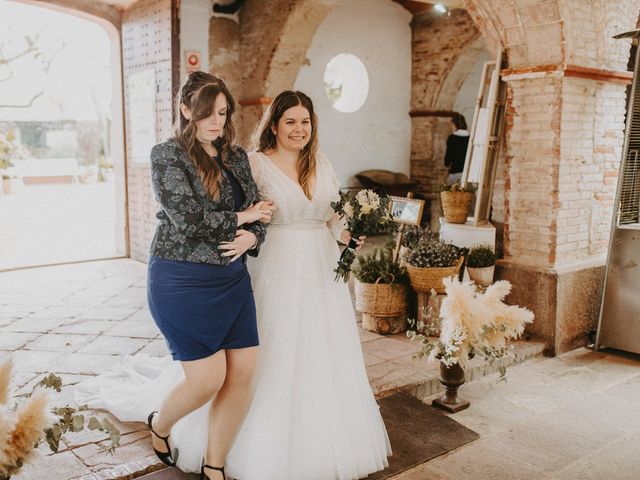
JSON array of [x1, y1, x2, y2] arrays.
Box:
[[392, 192, 413, 264]]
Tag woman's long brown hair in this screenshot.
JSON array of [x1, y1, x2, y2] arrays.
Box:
[[174, 71, 236, 200], [250, 90, 318, 199]]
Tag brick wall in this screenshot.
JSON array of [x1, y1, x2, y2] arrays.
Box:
[[503, 76, 562, 267], [410, 10, 483, 196], [123, 0, 175, 262]]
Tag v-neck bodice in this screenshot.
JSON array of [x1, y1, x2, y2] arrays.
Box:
[[249, 151, 341, 228]]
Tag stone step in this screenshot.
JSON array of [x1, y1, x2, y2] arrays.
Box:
[[390, 340, 547, 403]]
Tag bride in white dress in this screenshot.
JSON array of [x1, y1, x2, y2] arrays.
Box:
[[76, 90, 391, 480]]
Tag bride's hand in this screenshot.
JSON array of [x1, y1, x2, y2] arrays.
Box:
[[340, 230, 366, 250], [259, 200, 277, 224], [219, 229, 257, 262], [238, 202, 273, 225]]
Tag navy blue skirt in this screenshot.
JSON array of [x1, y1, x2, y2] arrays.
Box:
[[147, 256, 259, 361]]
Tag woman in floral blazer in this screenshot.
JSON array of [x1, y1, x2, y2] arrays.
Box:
[[145, 71, 274, 480]]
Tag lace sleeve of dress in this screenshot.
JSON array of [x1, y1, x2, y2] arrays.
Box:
[[247, 151, 265, 192], [321, 153, 349, 242]]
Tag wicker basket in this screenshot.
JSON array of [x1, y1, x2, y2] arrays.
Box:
[[406, 256, 464, 294], [441, 191, 473, 224], [354, 278, 408, 317]]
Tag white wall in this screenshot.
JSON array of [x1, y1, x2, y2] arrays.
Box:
[[294, 0, 412, 187], [180, 0, 211, 82], [453, 48, 492, 127]]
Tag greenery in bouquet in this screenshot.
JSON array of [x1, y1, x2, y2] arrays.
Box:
[[467, 244, 497, 268], [406, 240, 463, 268], [0, 359, 120, 480], [407, 278, 534, 379], [352, 248, 408, 285], [331, 189, 393, 282]]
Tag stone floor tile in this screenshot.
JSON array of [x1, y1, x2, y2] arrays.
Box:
[[79, 306, 140, 321], [498, 379, 584, 414], [135, 339, 170, 357], [77, 336, 150, 355], [127, 309, 154, 323], [99, 288, 147, 308], [30, 306, 88, 319], [489, 419, 611, 473], [73, 430, 153, 468], [3, 316, 68, 333], [0, 331, 40, 349], [103, 320, 160, 339], [602, 372, 640, 400], [390, 463, 456, 479], [426, 439, 547, 480], [8, 350, 64, 375], [12, 450, 92, 480], [0, 305, 44, 317], [433, 394, 537, 438], [54, 319, 117, 335], [362, 337, 422, 362], [52, 352, 125, 375], [54, 294, 114, 308], [544, 430, 640, 480], [23, 332, 97, 352]]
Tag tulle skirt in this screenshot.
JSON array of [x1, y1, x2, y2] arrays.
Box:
[[76, 223, 391, 479]]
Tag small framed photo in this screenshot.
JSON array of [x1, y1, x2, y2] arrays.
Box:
[[389, 196, 425, 225]]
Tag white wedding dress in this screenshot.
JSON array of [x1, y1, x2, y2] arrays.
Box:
[[75, 151, 391, 480]]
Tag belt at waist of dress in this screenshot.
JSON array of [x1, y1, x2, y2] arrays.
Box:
[[268, 222, 327, 230]]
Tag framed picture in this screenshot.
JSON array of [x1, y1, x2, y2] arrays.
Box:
[[389, 196, 425, 225]]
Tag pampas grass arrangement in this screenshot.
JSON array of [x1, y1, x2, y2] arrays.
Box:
[[0, 358, 51, 480], [0, 358, 120, 479], [408, 277, 534, 379]]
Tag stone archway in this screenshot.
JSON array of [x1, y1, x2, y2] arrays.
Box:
[[234, 0, 339, 141], [6, 0, 129, 260]]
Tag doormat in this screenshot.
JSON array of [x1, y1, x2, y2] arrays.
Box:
[[137, 392, 479, 480], [367, 391, 479, 479]]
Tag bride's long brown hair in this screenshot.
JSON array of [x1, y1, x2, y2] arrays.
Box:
[[250, 91, 318, 199], [174, 71, 236, 200]]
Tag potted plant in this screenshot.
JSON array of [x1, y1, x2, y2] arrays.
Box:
[[405, 240, 464, 294], [439, 182, 475, 224], [466, 244, 497, 287], [408, 277, 534, 412], [353, 248, 409, 335], [395, 225, 438, 264]]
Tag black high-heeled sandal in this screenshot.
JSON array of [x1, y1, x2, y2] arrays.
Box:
[[201, 464, 226, 480], [147, 411, 178, 466]]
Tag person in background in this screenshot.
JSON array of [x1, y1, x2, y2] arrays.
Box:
[[444, 113, 470, 185]]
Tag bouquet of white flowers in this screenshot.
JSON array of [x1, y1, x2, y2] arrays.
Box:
[[330, 189, 392, 282], [408, 277, 534, 379]]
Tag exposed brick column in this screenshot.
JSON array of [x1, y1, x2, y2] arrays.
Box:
[[497, 68, 630, 353], [457, 0, 640, 354]]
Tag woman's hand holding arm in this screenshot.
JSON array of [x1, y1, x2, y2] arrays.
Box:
[[237, 201, 275, 226], [218, 229, 258, 262]]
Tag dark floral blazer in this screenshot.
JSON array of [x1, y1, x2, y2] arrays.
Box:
[[149, 139, 266, 264]]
